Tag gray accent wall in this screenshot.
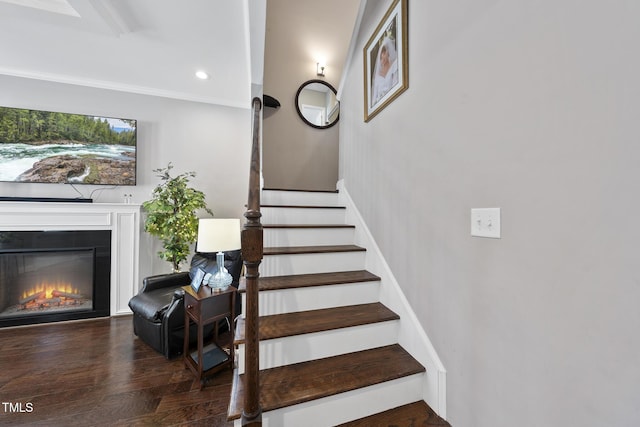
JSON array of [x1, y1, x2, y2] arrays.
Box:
[[339, 1, 640, 426]]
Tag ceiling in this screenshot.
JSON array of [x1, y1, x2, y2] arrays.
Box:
[[0, 0, 253, 108]]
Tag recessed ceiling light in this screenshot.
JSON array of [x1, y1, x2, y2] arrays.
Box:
[[195, 71, 209, 80]]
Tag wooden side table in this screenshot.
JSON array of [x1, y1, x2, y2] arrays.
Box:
[[182, 285, 236, 388]]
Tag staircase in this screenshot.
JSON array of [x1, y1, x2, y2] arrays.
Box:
[[228, 188, 449, 426]]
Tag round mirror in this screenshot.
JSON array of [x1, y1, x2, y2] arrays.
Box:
[[295, 79, 339, 129]]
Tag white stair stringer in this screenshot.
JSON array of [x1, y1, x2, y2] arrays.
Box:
[[260, 251, 365, 277], [241, 280, 380, 316], [232, 373, 425, 427], [233, 188, 447, 424], [236, 320, 399, 374]]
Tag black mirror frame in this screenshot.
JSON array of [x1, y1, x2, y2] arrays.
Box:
[[294, 79, 339, 129]]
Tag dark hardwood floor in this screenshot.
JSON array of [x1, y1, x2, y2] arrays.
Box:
[[0, 316, 233, 427]]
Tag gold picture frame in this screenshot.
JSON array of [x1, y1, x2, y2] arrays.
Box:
[[363, 0, 408, 122]]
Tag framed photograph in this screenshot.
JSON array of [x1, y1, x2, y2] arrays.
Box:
[[363, 0, 408, 122], [190, 268, 205, 293]]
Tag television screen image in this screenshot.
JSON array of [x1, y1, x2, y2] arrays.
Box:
[[0, 106, 137, 186]]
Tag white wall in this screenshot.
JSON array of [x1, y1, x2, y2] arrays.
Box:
[[339, 1, 640, 426], [0, 75, 251, 282]]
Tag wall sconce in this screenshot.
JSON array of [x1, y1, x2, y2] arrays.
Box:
[[316, 62, 325, 77]]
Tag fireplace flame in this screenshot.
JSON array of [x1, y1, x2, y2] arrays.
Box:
[[22, 280, 80, 300]]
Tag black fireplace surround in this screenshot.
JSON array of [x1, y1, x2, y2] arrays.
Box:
[[0, 230, 111, 328]]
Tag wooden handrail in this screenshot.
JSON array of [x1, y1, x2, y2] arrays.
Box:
[[240, 97, 263, 426]]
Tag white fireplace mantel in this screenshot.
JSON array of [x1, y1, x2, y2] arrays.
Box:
[[0, 201, 140, 316]]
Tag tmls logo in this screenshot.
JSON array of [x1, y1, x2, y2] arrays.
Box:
[[2, 402, 34, 413]]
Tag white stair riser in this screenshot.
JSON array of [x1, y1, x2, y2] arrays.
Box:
[[262, 207, 345, 225], [237, 321, 398, 373], [264, 227, 355, 247], [261, 252, 366, 277], [262, 190, 341, 207], [241, 281, 380, 316], [232, 374, 424, 427]]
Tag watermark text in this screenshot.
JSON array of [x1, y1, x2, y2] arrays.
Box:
[[2, 402, 34, 413]]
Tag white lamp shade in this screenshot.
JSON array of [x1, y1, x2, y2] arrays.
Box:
[[196, 218, 241, 253]]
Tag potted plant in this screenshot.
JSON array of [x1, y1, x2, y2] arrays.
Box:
[[142, 163, 213, 272]]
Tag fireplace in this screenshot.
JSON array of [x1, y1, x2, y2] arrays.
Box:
[[0, 230, 111, 328]]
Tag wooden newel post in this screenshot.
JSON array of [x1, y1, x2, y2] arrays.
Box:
[[241, 212, 262, 426], [241, 96, 263, 426]]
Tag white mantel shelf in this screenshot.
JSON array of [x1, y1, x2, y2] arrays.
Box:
[[0, 201, 140, 316]]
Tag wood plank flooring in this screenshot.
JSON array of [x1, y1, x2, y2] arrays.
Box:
[[0, 316, 233, 427]]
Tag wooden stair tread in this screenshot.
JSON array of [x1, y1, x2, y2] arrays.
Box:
[[335, 401, 450, 427], [264, 244, 365, 255], [238, 270, 380, 292], [228, 344, 425, 421], [262, 187, 339, 193], [261, 204, 346, 209], [263, 223, 355, 228], [235, 302, 398, 343]]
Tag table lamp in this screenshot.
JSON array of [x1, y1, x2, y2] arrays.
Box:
[[196, 218, 241, 290]]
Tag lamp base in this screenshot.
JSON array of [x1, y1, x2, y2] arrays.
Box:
[[209, 251, 232, 291]]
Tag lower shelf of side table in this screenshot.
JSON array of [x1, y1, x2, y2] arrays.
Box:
[[190, 343, 230, 372]]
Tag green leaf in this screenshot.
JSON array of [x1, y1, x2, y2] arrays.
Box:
[[142, 164, 213, 270]]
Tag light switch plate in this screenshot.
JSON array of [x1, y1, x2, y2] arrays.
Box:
[[471, 208, 501, 238]]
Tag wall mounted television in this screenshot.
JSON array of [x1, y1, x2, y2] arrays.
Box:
[[0, 106, 136, 186]]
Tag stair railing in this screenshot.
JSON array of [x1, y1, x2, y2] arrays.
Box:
[[241, 96, 263, 426]]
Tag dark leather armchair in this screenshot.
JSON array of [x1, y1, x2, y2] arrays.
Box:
[[128, 250, 243, 359]]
